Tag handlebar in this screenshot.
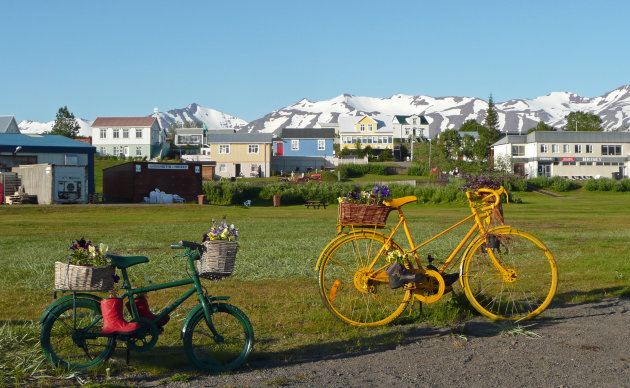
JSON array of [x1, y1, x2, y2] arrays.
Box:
[[171, 240, 202, 250], [467, 186, 508, 209]]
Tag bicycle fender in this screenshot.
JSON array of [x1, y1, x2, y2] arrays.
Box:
[[39, 293, 103, 324], [458, 225, 513, 288], [180, 297, 230, 340]]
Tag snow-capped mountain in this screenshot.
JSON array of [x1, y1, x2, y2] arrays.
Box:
[[241, 85, 630, 134], [16, 85, 630, 136], [17, 103, 247, 137], [153, 103, 247, 131]]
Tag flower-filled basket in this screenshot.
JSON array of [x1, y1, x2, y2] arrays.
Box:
[[338, 185, 392, 226], [55, 262, 115, 291], [55, 238, 114, 291], [198, 217, 239, 280]]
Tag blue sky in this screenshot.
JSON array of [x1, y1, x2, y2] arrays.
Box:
[[1, 0, 628, 123]]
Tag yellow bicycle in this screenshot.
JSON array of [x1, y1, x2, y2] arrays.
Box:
[[315, 187, 558, 326]]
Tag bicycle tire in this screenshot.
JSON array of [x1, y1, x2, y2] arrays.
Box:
[[183, 303, 254, 372], [318, 230, 411, 326], [461, 227, 558, 320], [40, 298, 115, 370]]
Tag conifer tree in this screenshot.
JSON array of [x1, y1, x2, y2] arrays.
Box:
[[483, 94, 500, 143], [51, 106, 80, 138]]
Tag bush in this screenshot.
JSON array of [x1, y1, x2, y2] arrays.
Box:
[[336, 164, 390, 178], [527, 176, 578, 192], [203, 181, 262, 205], [584, 177, 626, 192]]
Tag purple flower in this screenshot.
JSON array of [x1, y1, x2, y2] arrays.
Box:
[[112, 273, 120, 283]]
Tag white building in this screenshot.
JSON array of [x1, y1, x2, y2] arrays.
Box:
[[392, 114, 433, 141], [91, 117, 165, 159], [492, 131, 630, 179]]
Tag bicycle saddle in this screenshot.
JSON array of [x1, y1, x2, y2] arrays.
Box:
[[382, 196, 418, 209], [106, 254, 149, 269]]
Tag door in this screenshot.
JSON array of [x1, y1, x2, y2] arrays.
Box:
[[235, 163, 241, 177], [537, 164, 551, 177], [276, 142, 283, 156]]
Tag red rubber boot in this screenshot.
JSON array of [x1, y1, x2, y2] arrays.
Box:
[[101, 298, 141, 335], [126, 296, 170, 327]]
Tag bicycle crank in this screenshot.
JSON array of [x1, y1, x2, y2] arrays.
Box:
[[412, 269, 445, 303]]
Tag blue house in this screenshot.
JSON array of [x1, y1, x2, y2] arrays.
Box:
[[272, 128, 336, 173]]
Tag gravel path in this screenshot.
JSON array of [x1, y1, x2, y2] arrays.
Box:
[[134, 298, 630, 387]]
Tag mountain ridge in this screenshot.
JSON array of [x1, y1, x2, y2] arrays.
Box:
[[16, 85, 630, 137]]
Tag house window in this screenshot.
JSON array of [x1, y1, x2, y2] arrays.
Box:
[[360, 124, 365, 132], [291, 139, 299, 150], [99, 147, 106, 155], [113, 129, 119, 139], [551, 144, 559, 153], [367, 124, 373, 131], [219, 164, 227, 173], [413, 118, 417, 125], [123, 129, 129, 138], [511, 145, 525, 156], [405, 128, 410, 136], [248, 144, 259, 154], [136, 128, 143, 138], [563, 144, 570, 153], [540, 144, 548, 153], [113, 146, 120, 155], [100, 129, 107, 138], [318, 139, 325, 150], [602, 145, 621, 155], [219, 144, 230, 154], [136, 146, 142, 156], [574, 144, 582, 153], [586, 144, 593, 153]]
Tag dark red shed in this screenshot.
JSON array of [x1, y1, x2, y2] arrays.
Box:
[[103, 161, 212, 203]]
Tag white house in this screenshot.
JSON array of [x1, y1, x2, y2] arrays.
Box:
[[392, 114, 432, 141], [91, 116, 165, 159], [492, 131, 630, 179]]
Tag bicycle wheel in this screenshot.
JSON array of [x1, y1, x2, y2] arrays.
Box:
[[40, 298, 115, 370], [318, 230, 411, 326], [461, 228, 558, 320], [183, 303, 254, 372]]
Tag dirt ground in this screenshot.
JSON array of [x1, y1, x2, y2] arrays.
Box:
[[132, 297, 630, 387]]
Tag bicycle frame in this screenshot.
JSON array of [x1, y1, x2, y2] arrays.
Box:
[[119, 246, 226, 331], [320, 187, 509, 282]]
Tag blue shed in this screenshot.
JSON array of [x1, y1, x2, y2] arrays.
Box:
[[0, 134, 96, 194]]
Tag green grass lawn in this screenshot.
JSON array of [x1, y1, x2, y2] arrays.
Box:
[[1, 191, 629, 383]]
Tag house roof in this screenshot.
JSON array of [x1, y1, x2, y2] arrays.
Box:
[[492, 131, 630, 147], [0, 116, 19, 133], [207, 133, 273, 144], [0, 133, 95, 153], [338, 115, 394, 134], [393, 115, 429, 125], [92, 117, 156, 127], [527, 130, 630, 143], [280, 128, 335, 139]]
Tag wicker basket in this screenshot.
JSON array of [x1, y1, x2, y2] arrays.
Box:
[[55, 261, 115, 291], [198, 240, 238, 280], [338, 202, 392, 226]]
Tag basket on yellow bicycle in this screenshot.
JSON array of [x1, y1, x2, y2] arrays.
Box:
[[338, 202, 391, 226], [198, 240, 238, 280]]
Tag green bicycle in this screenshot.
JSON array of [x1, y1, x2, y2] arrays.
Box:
[[39, 240, 254, 372]]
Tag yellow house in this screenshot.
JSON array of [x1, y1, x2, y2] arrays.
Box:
[[338, 115, 394, 150], [208, 133, 273, 178]]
